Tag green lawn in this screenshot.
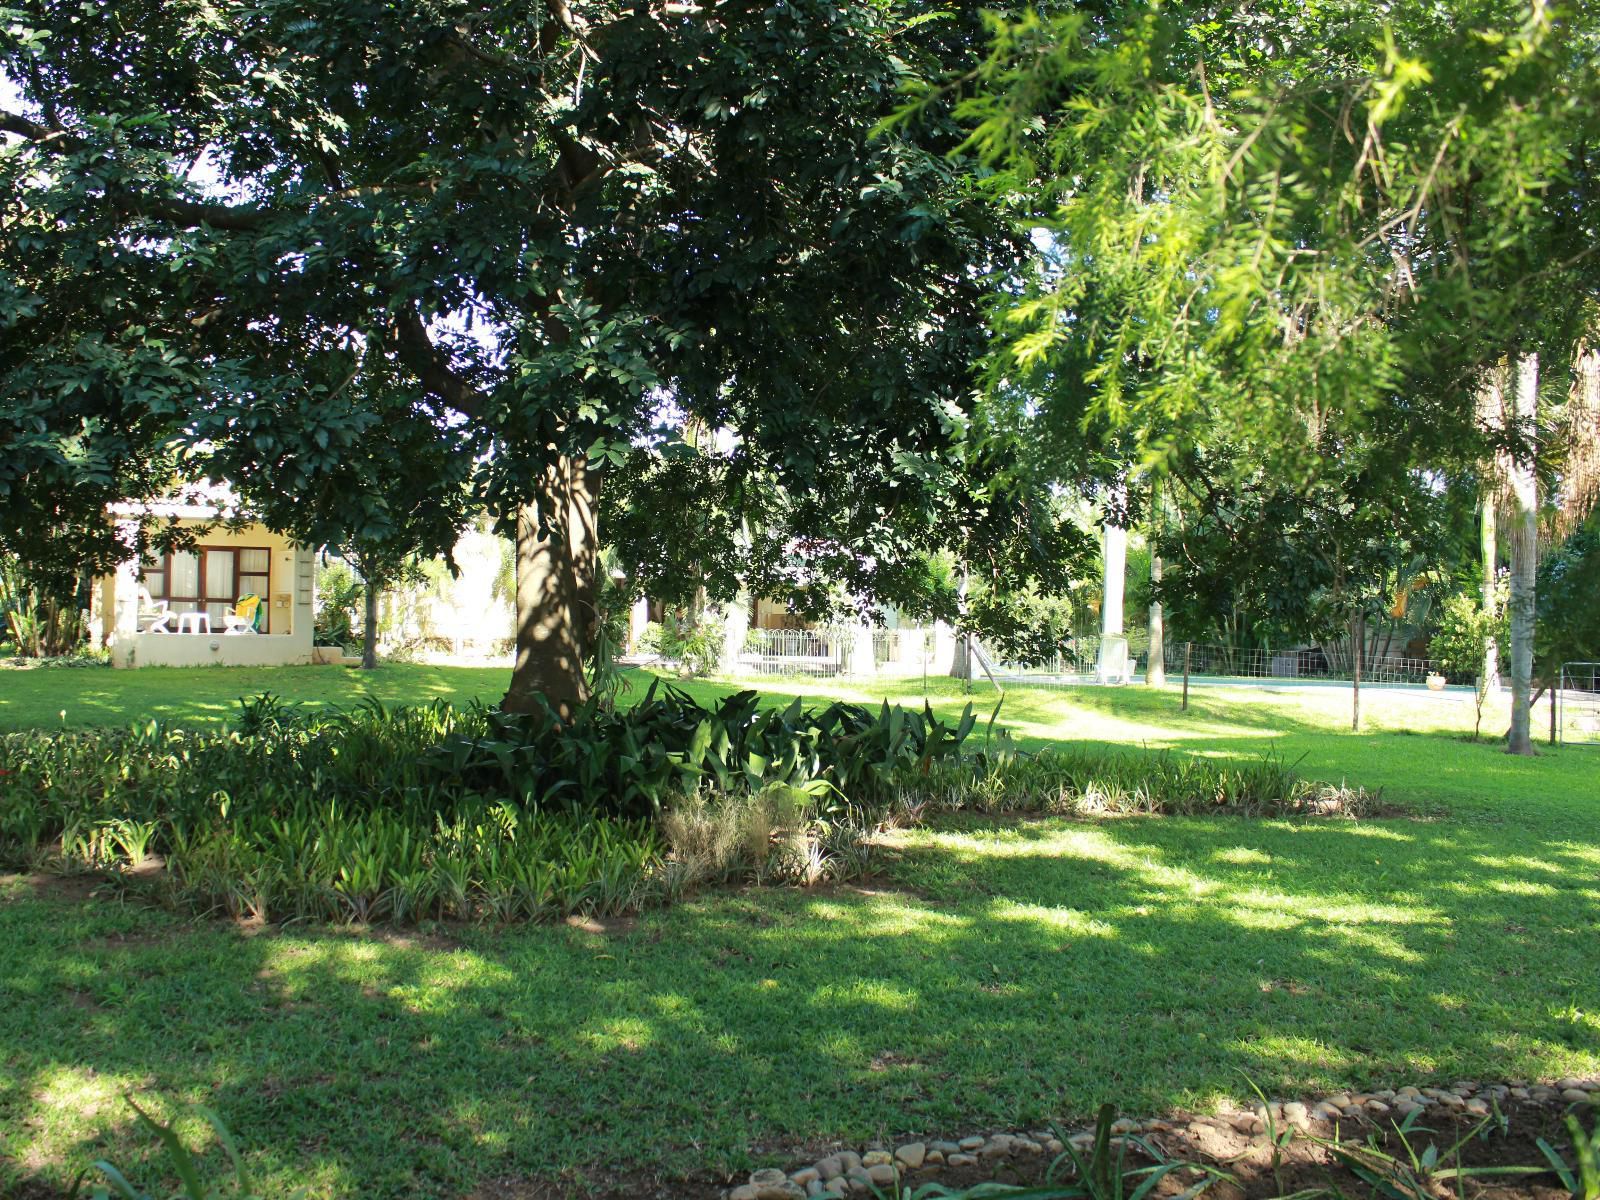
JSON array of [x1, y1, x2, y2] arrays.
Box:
[[2, 664, 1597, 1198]]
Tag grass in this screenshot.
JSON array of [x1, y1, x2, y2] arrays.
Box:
[[2, 662, 1597, 1198]]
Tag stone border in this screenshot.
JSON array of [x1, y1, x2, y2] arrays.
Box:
[[726, 1079, 1598, 1199]]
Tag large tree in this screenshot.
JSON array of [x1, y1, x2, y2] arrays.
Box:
[[0, 0, 1016, 713]]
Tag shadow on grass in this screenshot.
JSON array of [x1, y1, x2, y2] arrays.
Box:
[[3, 806, 1597, 1198]]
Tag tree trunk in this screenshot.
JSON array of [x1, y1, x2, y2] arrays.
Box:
[[1147, 480, 1166, 687], [503, 455, 600, 720], [1351, 611, 1362, 732], [1477, 367, 1505, 694], [949, 561, 971, 681], [1507, 353, 1539, 756], [1098, 481, 1127, 683], [362, 579, 380, 670]]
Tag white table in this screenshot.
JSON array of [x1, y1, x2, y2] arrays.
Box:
[[175, 612, 211, 635]]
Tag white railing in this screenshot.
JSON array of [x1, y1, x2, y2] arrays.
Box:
[[739, 627, 845, 677]]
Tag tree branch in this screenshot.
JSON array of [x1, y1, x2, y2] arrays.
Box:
[[391, 309, 488, 421]]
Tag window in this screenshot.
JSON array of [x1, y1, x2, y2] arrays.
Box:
[[141, 546, 271, 631]]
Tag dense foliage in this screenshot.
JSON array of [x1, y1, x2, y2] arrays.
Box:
[[0, 686, 1377, 924], [0, 0, 1030, 709]]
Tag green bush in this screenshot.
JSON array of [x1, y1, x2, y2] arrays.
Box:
[[0, 686, 981, 923], [901, 745, 1380, 819], [0, 687, 1376, 926]]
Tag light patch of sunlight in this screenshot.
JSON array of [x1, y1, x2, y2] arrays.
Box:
[[1213, 889, 1441, 930], [29, 1064, 126, 1120], [1430, 992, 1469, 1011], [1213, 847, 1272, 865], [922, 826, 1148, 871], [1468, 854, 1572, 875], [1289, 822, 1418, 843], [649, 991, 695, 1015], [810, 979, 919, 1011], [1298, 924, 1425, 963], [1227, 1032, 1367, 1073], [582, 1016, 656, 1053], [985, 900, 1118, 939], [1483, 878, 1560, 897], [798, 896, 968, 938]]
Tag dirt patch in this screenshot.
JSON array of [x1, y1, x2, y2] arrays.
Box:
[[0, 870, 103, 904]]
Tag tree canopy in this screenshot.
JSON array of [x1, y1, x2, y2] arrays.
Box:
[[1, 0, 1033, 708]]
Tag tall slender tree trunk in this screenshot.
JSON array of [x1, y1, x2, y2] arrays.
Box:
[[503, 455, 600, 720], [1477, 367, 1506, 694], [1147, 480, 1166, 687], [362, 580, 380, 670], [1507, 354, 1539, 756], [1098, 480, 1127, 683], [1351, 611, 1363, 732]]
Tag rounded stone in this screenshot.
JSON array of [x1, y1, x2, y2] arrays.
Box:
[[1110, 1119, 1138, 1135], [815, 1158, 842, 1181], [751, 1170, 790, 1188], [1342, 1105, 1365, 1120], [806, 1183, 825, 1199], [1558, 1079, 1585, 1092], [1562, 1089, 1592, 1104], [1465, 1099, 1490, 1116], [1015, 1137, 1043, 1156], [792, 1168, 821, 1186], [1510, 1088, 1531, 1100], [823, 1181, 848, 1198], [930, 1141, 960, 1156], [925, 1149, 944, 1166], [980, 1135, 1015, 1159], [895, 1143, 926, 1170], [1396, 1086, 1423, 1100], [866, 1164, 896, 1186], [958, 1136, 985, 1151], [1374, 1090, 1397, 1102], [1365, 1100, 1391, 1116], [1281, 1102, 1311, 1130], [838, 1152, 862, 1172], [947, 1153, 978, 1168], [1327, 1094, 1353, 1109], [730, 1188, 758, 1200], [1045, 1138, 1064, 1154], [862, 1151, 892, 1168]]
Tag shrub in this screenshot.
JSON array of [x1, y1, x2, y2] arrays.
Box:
[[899, 746, 1380, 819], [0, 686, 980, 922], [0, 687, 1378, 926]]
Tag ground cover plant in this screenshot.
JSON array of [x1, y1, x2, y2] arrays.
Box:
[[1, 670, 1596, 1198], [0, 680, 1377, 926], [0, 684, 986, 923]]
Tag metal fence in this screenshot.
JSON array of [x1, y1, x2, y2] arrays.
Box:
[[1159, 641, 1446, 686], [732, 625, 1456, 691], [737, 627, 846, 677], [986, 635, 1449, 688], [1558, 662, 1600, 746]]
